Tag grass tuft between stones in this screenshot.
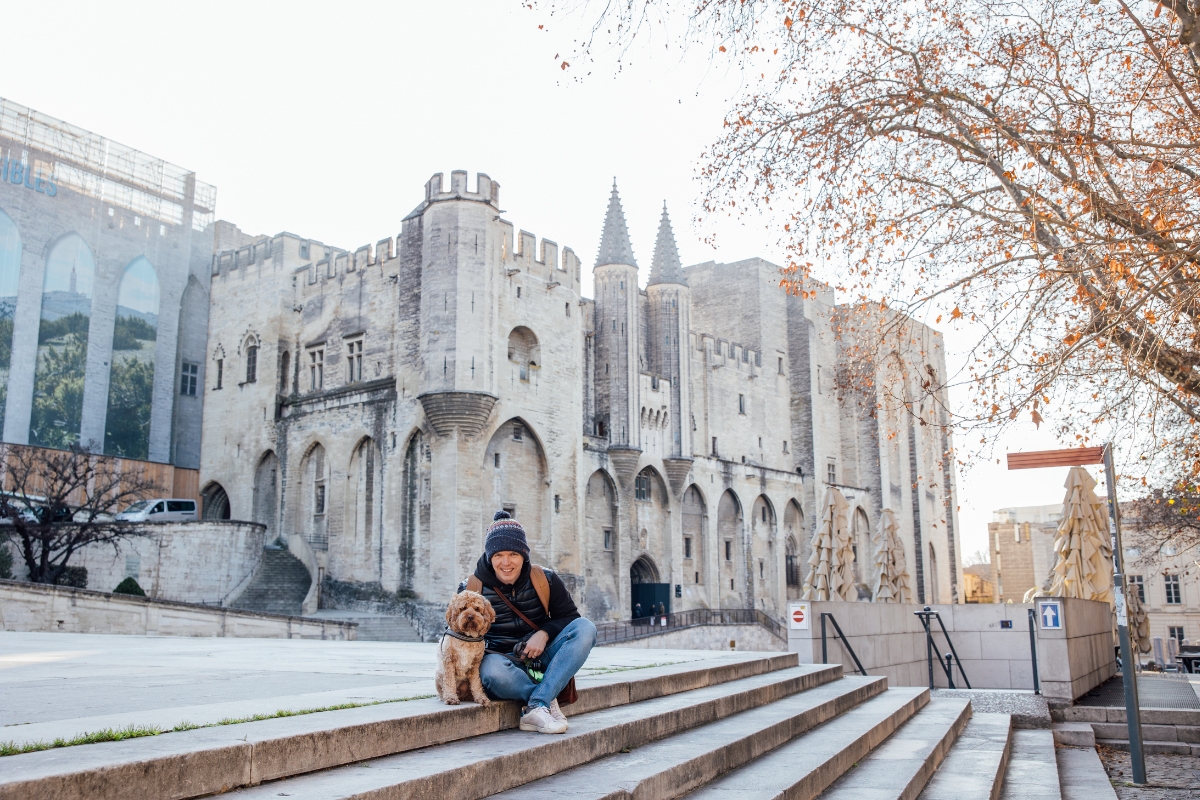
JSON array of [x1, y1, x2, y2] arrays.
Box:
[[0, 694, 435, 757]]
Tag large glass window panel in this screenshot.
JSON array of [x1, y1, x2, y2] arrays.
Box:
[[30, 235, 95, 449], [104, 257, 159, 459], [0, 209, 21, 433]]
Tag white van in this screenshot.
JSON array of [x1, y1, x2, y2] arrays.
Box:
[[117, 498, 198, 523]]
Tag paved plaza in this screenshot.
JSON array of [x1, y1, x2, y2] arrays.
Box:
[[0, 631, 723, 749]]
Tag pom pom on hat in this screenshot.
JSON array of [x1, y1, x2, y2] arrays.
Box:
[[485, 510, 529, 561]]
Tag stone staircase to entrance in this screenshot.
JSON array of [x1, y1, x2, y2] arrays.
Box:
[[0, 652, 1112, 800], [229, 546, 311, 616]]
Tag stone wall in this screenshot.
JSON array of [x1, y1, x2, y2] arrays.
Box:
[[786, 598, 1114, 702], [34, 520, 267, 604], [0, 580, 356, 639], [603, 623, 786, 652]]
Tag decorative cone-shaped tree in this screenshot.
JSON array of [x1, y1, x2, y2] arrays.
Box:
[[802, 487, 854, 601], [1047, 467, 1114, 603], [1126, 585, 1152, 654], [872, 509, 912, 603]]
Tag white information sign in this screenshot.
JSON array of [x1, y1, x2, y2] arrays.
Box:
[[1038, 600, 1063, 630], [788, 602, 810, 630]]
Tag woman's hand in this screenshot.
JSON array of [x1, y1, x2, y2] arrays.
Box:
[[522, 630, 549, 658]]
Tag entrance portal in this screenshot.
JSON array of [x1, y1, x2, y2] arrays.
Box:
[[630, 555, 669, 620]]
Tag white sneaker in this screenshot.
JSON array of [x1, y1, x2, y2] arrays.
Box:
[[548, 698, 569, 729], [519, 704, 567, 734]]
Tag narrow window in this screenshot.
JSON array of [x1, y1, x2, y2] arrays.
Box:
[[725, 541, 732, 561], [694, 571, 699, 583], [603, 528, 613, 550], [762, 506, 767, 522], [279, 350, 291, 393], [346, 338, 363, 383], [308, 348, 324, 391], [635, 473, 651, 501], [758, 436, 763, 449], [180, 362, 198, 396], [215, 358, 223, 389], [314, 483, 326, 515], [517, 286, 521, 298], [730, 578, 734, 590], [759, 561, 764, 580], [554, 494, 561, 513], [245, 345, 258, 383], [565, 302, 570, 317], [712, 436, 718, 456], [827, 462, 837, 484], [783, 441, 789, 454], [1169, 626, 1184, 646], [778, 357, 784, 374], [513, 423, 524, 441], [738, 394, 746, 415], [1166, 574, 1182, 604], [494, 452, 501, 468], [684, 537, 692, 559]]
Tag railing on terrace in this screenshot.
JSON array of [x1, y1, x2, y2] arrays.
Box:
[[594, 607, 786, 645]]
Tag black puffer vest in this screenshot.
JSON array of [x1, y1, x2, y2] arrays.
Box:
[[463, 555, 549, 653]]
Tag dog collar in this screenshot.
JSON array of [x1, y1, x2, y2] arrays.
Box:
[[443, 628, 486, 643]]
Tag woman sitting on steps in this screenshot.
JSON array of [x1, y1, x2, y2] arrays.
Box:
[[459, 510, 597, 734]]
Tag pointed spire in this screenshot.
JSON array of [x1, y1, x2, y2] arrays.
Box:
[[649, 201, 687, 286], [595, 179, 638, 269]]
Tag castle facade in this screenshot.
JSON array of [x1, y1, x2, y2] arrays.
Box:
[[200, 170, 962, 620]]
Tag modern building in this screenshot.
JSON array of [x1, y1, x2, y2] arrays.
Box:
[[198, 170, 963, 621], [0, 96, 214, 468]]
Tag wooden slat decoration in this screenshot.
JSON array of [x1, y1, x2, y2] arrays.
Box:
[[1007, 446, 1105, 470]]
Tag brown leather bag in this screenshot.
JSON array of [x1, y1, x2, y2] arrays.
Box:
[[465, 566, 578, 705]]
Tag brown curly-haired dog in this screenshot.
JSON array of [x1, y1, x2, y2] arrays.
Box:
[[435, 590, 495, 706]]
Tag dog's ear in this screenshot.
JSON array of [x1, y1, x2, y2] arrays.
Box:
[[482, 597, 496, 623], [444, 595, 458, 627]]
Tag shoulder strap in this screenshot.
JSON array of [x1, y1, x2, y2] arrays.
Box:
[[490, 585, 541, 631], [530, 566, 550, 614], [465, 575, 483, 594]]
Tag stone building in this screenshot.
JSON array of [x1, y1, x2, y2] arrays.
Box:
[[0, 96, 214, 468], [989, 504, 1061, 603], [199, 170, 962, 621]]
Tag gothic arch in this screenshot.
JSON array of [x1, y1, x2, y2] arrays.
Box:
[[252, 450, 280, 538], [507, 326, 540, 383], [851, 505, 873, 600], [298, 440, 330, 550], [682, 484, 708, 594], [584, 469, 619, 619], [344, 436, 383, 582], [201, 481, 231, 520], [784, 499, 804, 599], [400, 429, 431, 596], [104, 257, 159, 460], [718, 489, 744, 607], [751, 494, 780, 615], [482, 417, 549, 563], [0, 207, 21, 434]]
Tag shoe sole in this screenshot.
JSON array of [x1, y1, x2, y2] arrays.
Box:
[[520, 721, 568, 734]]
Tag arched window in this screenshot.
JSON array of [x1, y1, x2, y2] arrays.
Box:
[[507, 326, 540, 383], [201, 482, 231, 520], [31, 235, 95, 449], [0, 209, 22, 433], [245, 340, 258, 383], [104, 257, 159, 459]]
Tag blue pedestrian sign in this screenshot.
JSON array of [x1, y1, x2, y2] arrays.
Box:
[[1038, 600, 1062, 630]]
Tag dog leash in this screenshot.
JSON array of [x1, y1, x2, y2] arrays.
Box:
[[442, 628, 486, 643]]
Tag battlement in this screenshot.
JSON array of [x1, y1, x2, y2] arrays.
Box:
[[424, 170, 500, 207], [692, 332, 763, 370]]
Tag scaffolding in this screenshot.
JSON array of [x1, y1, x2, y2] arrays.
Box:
[[0, 96, 216, 231]]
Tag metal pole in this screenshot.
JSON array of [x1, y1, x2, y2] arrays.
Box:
[[1027, 608, 1041, 695], [923, 609, 935, 690], [1105, 443, 1146, 785], [945, 654, 955, 689], [821, 613, 828, 664]]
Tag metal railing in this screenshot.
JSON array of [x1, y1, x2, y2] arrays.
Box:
[[820, 612, 868, 676], [914, 607, 971, 690], [594, 607, 786, 645]]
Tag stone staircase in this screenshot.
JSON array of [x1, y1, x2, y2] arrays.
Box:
[[0, 653, 1112, 800], [310, 611, 422, 641], [229, 545, 311, 616]]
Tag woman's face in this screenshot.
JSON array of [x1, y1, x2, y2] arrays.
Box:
[[491, 550, 523, 585]]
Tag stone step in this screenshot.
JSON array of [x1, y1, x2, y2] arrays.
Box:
[[918, 712, 1013, 800], [1095, 737, 1195, 755], [0, 652, 806, 800], [819, 697, 972, 800], [485, 677, 904, 800], [1056, 746, 1117, 800], [226, 665, 860, 800], [998, 729, 1061, 800], [230, 548, 311, 616]]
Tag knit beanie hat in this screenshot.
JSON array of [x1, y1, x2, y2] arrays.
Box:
[[485, 510, 530, 561]]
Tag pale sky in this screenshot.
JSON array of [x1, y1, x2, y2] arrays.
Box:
[[2, 1, 1075, 558]]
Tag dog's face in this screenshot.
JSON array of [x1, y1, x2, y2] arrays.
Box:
[[446, 590, 494, 638]]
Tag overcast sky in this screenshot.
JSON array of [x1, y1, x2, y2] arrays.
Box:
[[2, 1, 1079, 558]]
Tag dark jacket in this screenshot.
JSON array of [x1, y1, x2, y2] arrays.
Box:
[[458, 553, 580, 653]]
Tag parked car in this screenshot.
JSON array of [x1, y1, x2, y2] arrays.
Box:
[[116, 499, 198, 523]]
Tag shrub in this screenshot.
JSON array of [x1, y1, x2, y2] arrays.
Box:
[[55, 566, 87, 588], [112, 577, 145, 596], [0, 539, 12, 580]]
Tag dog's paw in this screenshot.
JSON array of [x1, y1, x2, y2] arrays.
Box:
[[475, 696, 491, 707], [440, 695, 460, 705]]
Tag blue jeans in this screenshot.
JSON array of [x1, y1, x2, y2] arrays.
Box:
[[480, 618, 597, 709]]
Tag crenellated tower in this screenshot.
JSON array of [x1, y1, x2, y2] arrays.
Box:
[[592, 180, 642, 484], [646, 203, 693, 495]]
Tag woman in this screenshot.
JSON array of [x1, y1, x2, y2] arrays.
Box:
[[460, 511, 596, 734]]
